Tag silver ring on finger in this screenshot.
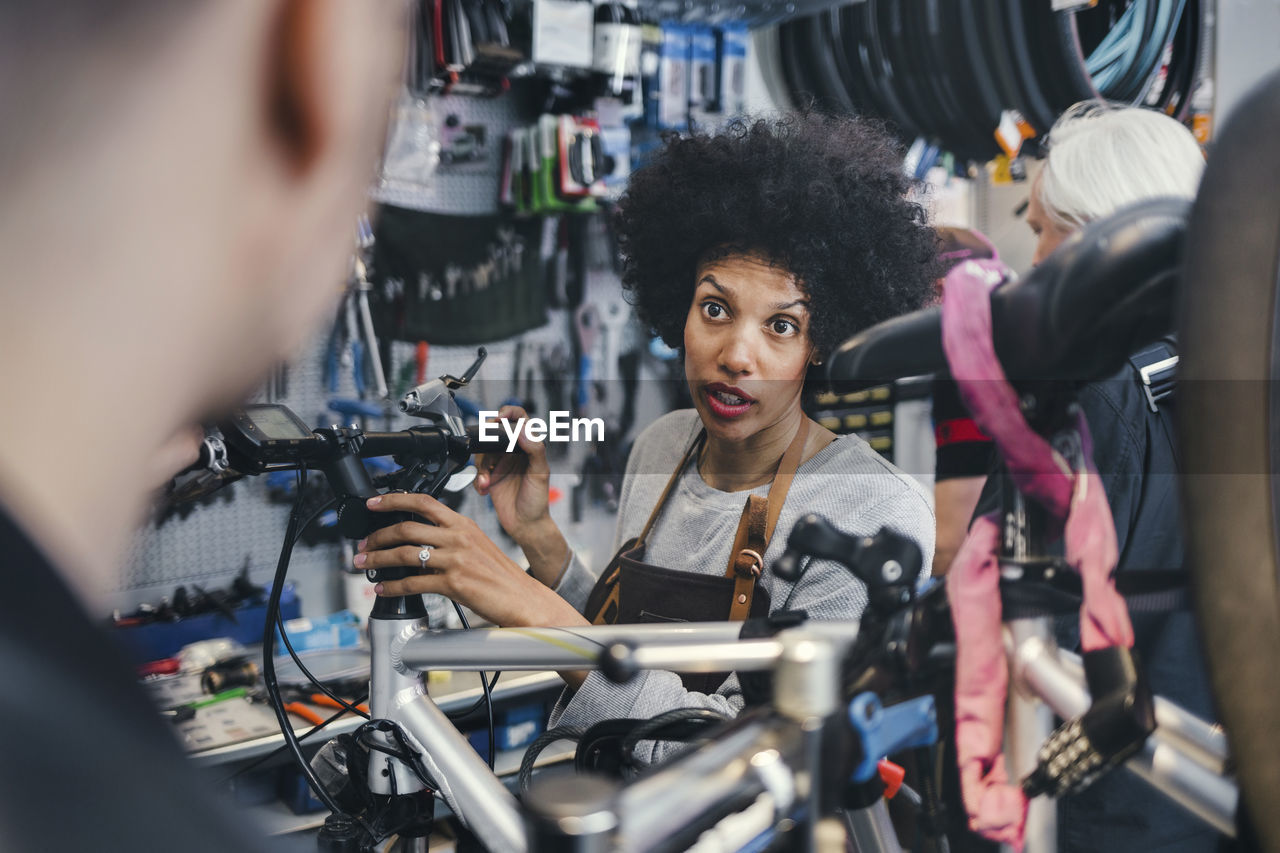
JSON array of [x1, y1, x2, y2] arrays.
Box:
[[418, 545, 432, 570]]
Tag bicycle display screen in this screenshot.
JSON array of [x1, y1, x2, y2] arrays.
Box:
[[243, 405, 312, 441], [218, 404, 320, 472]]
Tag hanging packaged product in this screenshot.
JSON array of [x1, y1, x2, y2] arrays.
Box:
[[993, 109, 1036, 160], [597, 125, 631, 201], [1190, 78, 1213, 145], [638, 17, 663, 130], [499, 129, 520, 211], [379, 93, 441, 192], [657, 23, 691, 131], [534, 115, 600, 213], [556, 114, 609, 200], [592, 0, 642, 102], [686, 24, 718, 128], [717, 24, 749, 119], [531, 0, 594, 69], [521, 127, 540, 213]]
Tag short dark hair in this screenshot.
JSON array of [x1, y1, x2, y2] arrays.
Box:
[[615, 112, 941, 357]]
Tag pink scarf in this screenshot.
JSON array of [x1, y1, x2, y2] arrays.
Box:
[[940, 260, 1136, 849]]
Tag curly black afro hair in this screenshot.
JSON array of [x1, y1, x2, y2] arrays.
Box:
[[616, 112, 941, 357]]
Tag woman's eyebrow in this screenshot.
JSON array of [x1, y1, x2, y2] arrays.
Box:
[[699, 274, 807, 312], [698, 274, 728, 294], [773, 299, 809, 312]]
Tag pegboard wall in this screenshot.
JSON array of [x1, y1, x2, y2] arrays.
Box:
[[106, 67, 672, 620], [371, 88, 539, 216], [111, 220, 653, 622]]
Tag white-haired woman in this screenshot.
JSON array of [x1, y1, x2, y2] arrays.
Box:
[[969, 102, 1214, 853], [1027, 100, 1205, 263]]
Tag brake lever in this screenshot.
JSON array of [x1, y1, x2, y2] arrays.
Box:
[[399, 347, 488, 437]]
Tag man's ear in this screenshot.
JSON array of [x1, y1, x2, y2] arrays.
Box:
[[268, 0, 330, 174]]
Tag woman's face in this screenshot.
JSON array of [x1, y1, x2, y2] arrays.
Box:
[[1027, 171, 1078, 267], [683, 252, 817, 444]]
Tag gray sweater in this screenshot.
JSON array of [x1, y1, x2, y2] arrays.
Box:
[[548, 409, 934, 760]]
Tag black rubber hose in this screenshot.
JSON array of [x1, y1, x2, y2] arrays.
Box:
[[827, 6, 874, 115], [998, 0, 1061, 134], [839, 4, 897, 127], [873, 0, 940, 138], [916, 0, 993, 161], [799, 11, 859, 114], [947, 0, 1010, 161], [1025, 2, 1101, 114], [856, 0, 926, 139]]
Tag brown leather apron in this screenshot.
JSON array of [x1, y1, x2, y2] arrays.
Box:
[[583, 420, 810, 693]]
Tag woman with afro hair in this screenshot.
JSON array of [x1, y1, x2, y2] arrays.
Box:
[[356, 112, 939, 759]]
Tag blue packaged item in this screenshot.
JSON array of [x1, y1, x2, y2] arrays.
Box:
[[718, 23, 749, 118], [466, 700, 549, 761], [687, 24, 718, 125], [279, 765, 328, 814], [658, 23, 690, 130], [276, 609, 363, 652]]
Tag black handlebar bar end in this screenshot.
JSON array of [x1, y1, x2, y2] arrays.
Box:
[[599, 642, 639, 684]]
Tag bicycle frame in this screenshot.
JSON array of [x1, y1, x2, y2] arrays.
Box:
[[365, 613, 888, 852], [353, 606, 1236, 852], [225, 401, 1236, 850]]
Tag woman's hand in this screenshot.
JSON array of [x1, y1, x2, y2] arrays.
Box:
[[472, 405, 571, 585], [473, 405, 552, 541], [354, 492, 586, 629]]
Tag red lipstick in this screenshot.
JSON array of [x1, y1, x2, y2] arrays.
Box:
[[704, 383, 755, 418]]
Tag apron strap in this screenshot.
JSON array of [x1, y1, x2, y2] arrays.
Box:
[[633, 430, 706, 548], [726, 419, 811, 620]]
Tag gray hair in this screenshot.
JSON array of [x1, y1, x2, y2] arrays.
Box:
[[1036, 101, 1205, 230]]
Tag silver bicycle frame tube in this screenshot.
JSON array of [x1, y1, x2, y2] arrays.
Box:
[[1005, 619, 1058, 853], [397, 622, 749, 671], [1004, 625, 1238, 838], [375, 620, 865, 852], [370, 616, 527, 853]]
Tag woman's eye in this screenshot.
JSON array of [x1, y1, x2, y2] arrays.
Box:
[[771, 318, 798, 335], [702, 302, 726, 319]]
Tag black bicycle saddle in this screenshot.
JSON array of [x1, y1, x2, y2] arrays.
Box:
[[827, 196, 1191, 389]]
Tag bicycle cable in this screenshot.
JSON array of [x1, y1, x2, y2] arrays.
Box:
[[221, 697, 366, 784], [620, 707, 729, 773], [451, 601, 497, 771], [446, 671, 501, 720], [517, 726, 587, 796], [261, 469, 374, 834], [271, 495, 370, 720]]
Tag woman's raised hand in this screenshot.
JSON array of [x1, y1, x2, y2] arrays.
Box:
[[472, 405, 553, 543]]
